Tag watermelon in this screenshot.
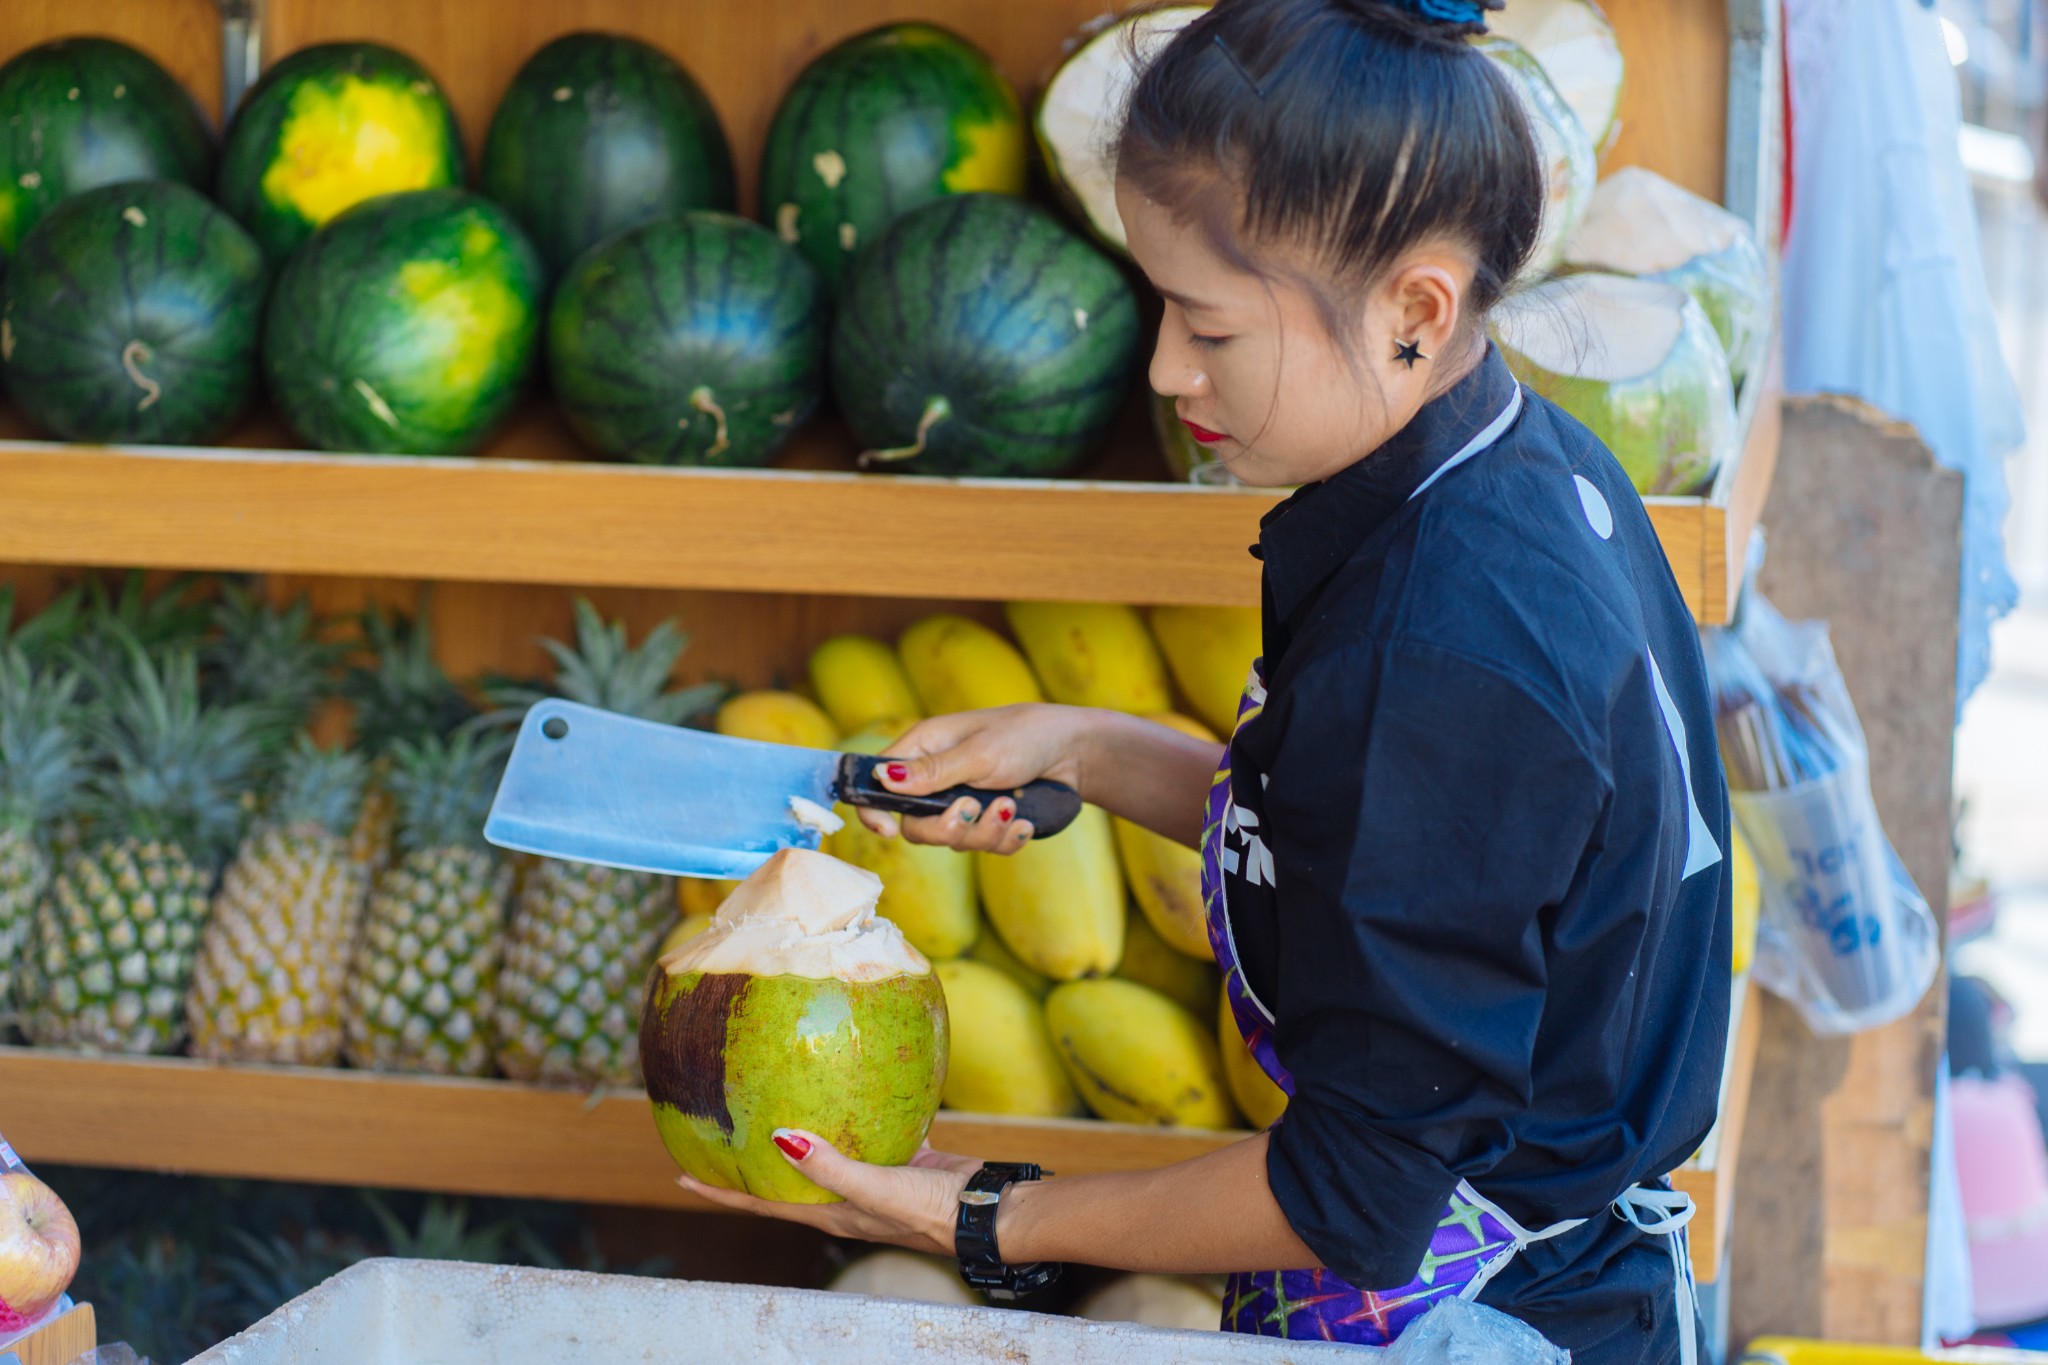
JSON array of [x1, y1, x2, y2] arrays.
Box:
[[482, 32, 736, 279], [759, 23, 1025, 292], [831, 194, 1138, 478], [219, 43, 463, 264], [549, 211, 826, 465], [0, 38, 213, 258], [263, 188, 543, 455], [0, 180, 264, 444]]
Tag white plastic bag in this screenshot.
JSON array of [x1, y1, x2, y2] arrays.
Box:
[[1704, 592, 1939, 1034]]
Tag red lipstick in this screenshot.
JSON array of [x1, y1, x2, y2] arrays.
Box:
[[1182, 419, 1227, 445]]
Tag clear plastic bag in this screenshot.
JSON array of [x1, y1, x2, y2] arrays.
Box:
[[1383, 1297, 1572, 1365], [1703, 592, 1939, 1034], [0, 1131, 81, 1347]]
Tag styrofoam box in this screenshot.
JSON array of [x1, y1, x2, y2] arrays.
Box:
[[189, 1258, 1360, 1364]]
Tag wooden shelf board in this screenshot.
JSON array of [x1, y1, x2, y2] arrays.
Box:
[[0, 374, 1775, 619], [1673, 976, 1764, 1284]]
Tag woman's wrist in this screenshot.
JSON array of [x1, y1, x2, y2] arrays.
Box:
[[990, 1175, 1046, 1264]]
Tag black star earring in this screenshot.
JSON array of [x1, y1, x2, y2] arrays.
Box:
[[1393, 338, 1429, 369]]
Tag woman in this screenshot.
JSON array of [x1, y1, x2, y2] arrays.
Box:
[[679, 1, 1733, 1358]]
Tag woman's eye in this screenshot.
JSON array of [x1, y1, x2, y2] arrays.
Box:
[[1189, 333, 1230, 351]]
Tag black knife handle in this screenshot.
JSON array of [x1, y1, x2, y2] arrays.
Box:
[[836, 755, 1083, 838]]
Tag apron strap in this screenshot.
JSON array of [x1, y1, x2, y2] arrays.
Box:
[[1614, 1186, 1699, 1365]]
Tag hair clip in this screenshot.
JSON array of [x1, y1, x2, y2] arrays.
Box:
[[1212, 34, 1267, 100]]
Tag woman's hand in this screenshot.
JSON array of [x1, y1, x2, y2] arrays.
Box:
[[675, 1130, 981, 1256], [864, 704, 1101, 853]]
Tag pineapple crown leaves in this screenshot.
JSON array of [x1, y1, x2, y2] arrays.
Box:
[[0, 645, 88, 835], [344, 604, 478, 757], [484, 597, 726, 728], [204, 584, 347, 751], [78, 632, 268, 864], [261, 735, 371, 837], [385, 726, 511, 854], [68, 571, 217, 688], [0, 584, 87, 667]]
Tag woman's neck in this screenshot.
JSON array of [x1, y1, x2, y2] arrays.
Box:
[[1421, 330, 1488, 404]]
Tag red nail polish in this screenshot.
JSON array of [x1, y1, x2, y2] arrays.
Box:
[[773, 1132, 811, 1161], [998, 808, 1014, 823], [885, 764, 909, 783]]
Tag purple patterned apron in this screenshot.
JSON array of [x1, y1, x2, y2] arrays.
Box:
[[1201, 384, 1700, 1358]]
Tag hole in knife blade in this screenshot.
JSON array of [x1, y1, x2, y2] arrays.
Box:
[[542, 717, 569, 740]]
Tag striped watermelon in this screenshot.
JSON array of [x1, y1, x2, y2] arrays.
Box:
[[549, 212, 826, 466], [263, 188, 543, 455], [830, 194, 1138, 478], [483, 32, 735, 278], [0, 38, 213, 258], [219, 43, 463, 263], [0, 180, 264, 444], [759, 23, 1025, 292]]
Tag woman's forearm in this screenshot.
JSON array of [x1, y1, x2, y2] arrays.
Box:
[[993, 1133, 1319, 1274], [1073, 710, 1223, 847]]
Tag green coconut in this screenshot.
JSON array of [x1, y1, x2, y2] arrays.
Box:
[[1564, 166, 1771, 391], [1477, 35, 1597, 280], [1488, 0, 1626, 154], [1493, 271, 1736, 495], [1034, 6, 1209, 256], [640, 848, 949, 1205]]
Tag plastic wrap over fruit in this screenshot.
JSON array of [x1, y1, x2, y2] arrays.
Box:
[[0, 1131, 81, 1342], [1380, 1297, 1572, 1365]]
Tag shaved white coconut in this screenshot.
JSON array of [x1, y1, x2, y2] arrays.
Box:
[[1036, 6, 1209, 254], [1075, 1274, 1225, 1331], [1565, 167, 1772, 388], [1477, 36, 1598, 279], [1493, 272, 1737, 494], [1489, 0, 1626, 153], [787, 795, 844, 836], [659, 847, 928, 982], [829, 1250, 980, 1306]]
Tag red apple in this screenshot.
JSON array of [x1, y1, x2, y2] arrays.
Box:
[[0, 1170, 80, 1332]]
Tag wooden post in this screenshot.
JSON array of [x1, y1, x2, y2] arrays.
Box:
[[1729, 396, 1963, 1346]]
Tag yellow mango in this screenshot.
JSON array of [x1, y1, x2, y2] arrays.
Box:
[[1046, 978, 1236, 1128], [1730, 824, 1760, 976], [976, 803, 1124, 981], [934, 959, 1081, 1117], [1113, 712, 1216, 960], [676, 877, 739, 920], [809, 634, 923, 736], [897, 614, 1043, 715], [968, 929, 1053, 1000], [1217, 986, 1288, 1130], [715, 690, 839, 749], [829, 727, 980, 961], [1003, 601, 1172, 713], [1147, 606, 1262, 737], [1117, 903, 1217, 1017]]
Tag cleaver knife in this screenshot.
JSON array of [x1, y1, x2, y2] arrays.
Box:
[[484, 699, 1083, 880]]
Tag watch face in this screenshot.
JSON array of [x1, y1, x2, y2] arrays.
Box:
[[959, 1189, 1001, 1207]]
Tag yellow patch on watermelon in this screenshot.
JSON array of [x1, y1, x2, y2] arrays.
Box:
[[0, 185, 21, 254], [261, 76, 452, 227], [941, 118, 1026, 195], [394, 221, 525, 395]]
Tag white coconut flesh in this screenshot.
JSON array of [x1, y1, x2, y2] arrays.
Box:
[[1478, 37, 1598, 278], [1075, 1274, 1227, 1331], [659, 847, 928, 982], [829, 1250, 981, 1306], [1488, 0, 1626, 153], [1493, 273, 1689, 383], [1565, 167, 1754, 276], [1037, 6, 1209, 252]]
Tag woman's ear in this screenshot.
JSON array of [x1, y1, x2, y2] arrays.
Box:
[[1382, 252, 1469, 362]]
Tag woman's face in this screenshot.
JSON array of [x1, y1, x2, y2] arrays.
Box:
[[1117, 181, 1476, 488]]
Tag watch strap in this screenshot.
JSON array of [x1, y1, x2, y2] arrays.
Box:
[[955, 1161, 1061, 1300]]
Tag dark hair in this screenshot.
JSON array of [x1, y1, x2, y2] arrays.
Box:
[[1117, 0, 1544, 345]]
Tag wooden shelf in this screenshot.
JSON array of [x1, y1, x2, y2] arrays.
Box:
[[2, 980, 1758, 1282], [0, 358, 1778, 620]]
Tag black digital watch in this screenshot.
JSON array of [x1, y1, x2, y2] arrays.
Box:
[[954, 1161, 1062, 1300]]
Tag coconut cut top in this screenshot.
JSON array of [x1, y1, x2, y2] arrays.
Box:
[[1493, 272, 1690, 383], [659, 847, 929, 981], [1565, 167, 1750, 276]]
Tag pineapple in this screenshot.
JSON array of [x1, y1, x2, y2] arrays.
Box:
[[342, 605, 476, 881], [24, 640, 263, 1053], [204, 585, 345, 762], [0, 648, 86, 1031], [187, 738, 370, 1065], [341, 730, 511, 1075], [488, 599, 725, 1087]]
